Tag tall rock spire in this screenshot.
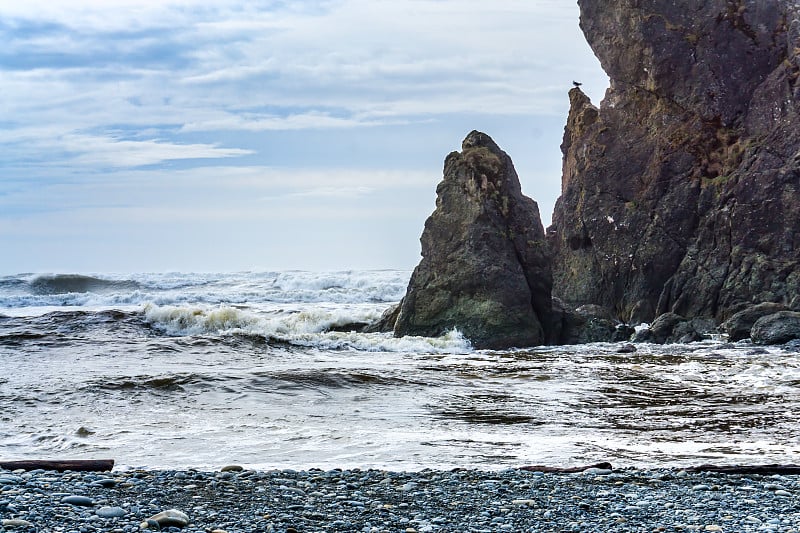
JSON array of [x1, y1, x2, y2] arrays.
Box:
[[393, 131, 552, 349]]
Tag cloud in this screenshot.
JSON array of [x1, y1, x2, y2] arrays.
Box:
[[0, 0, 608, 272], [63, 135, 254, 167], [0, 129, 252, 170]]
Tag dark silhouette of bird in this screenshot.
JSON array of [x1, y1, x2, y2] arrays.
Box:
[[572, 81, 583, 87]]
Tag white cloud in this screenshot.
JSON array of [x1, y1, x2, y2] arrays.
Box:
[[63, 135, 254, 167], [0, 129, 252, 169]]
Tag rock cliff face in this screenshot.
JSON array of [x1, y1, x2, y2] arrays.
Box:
[[550, 0, 800, 324], [393, 131, 552, 349]]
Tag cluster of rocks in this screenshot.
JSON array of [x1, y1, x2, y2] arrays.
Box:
[[2, 466, 800, 532], [374, 0, 800, 349]]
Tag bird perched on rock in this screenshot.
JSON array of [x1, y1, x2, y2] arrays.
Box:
[[572, 81, 583, 87]]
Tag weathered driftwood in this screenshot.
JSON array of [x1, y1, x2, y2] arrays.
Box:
[[684, 464, 800, 475], [520, 462, 613, 473], [0, 459, 114, 472]]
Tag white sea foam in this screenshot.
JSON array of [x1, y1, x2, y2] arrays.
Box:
[[290, 328, 472, 354], [263, 270, 408, 303], [142, 303, 471, 354]]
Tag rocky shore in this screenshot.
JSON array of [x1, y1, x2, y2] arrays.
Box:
[[2, 466, 799, 532]]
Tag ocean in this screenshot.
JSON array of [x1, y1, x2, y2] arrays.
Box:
[[1, 270, 798, 471]]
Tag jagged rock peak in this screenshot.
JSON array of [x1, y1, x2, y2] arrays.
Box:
[[461, 129, 497, 150], [392, 130, 553, 349]]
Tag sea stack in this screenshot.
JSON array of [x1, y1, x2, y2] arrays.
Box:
[[549, 0, 800, 325], [393, 131, 552, 349]]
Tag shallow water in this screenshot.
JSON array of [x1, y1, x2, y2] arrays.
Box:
[[1, 271, 798, 470]]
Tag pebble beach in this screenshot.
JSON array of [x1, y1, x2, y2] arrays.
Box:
[[1, 466, 799, 532]]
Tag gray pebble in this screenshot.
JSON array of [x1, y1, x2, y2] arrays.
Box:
[[1, 467, 798, 532], [96, 506, 127, 518], [61, 494, 95, 506], [145, 509, 190, 528]]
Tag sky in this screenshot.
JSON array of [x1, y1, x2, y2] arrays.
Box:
[[0, 0, 608, 273]]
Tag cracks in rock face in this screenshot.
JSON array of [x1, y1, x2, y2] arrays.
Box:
[[667, 197, 738, 318], [507, 223, 546, 336], [714, 199, 738, 316]]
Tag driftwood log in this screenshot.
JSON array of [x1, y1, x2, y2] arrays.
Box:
[[520, 462, 613, 473], [684, 464, 800, 475], [0, 459, 114, 472]]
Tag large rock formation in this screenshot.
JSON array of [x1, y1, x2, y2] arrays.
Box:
[[393, 131, 552, 349], [549, 0, 800, 325]]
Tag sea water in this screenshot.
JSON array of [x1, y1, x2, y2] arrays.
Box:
[[1, 271, 799, 471]]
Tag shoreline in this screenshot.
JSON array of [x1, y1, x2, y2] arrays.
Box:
[[1, 466, 798, 532]]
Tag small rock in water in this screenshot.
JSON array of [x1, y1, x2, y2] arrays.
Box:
[[220, 465, 243, 472], [616, 343, 637, 353], [61, 494, 95, 506], [144, 509, 190, 529], [96, 506, 127, 518]]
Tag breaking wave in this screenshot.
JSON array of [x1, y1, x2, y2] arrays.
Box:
[[142, 303, 471, 354]]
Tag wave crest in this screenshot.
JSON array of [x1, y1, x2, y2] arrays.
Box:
[[29, 274, 140, 295], [142, 304, 472, 353]]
